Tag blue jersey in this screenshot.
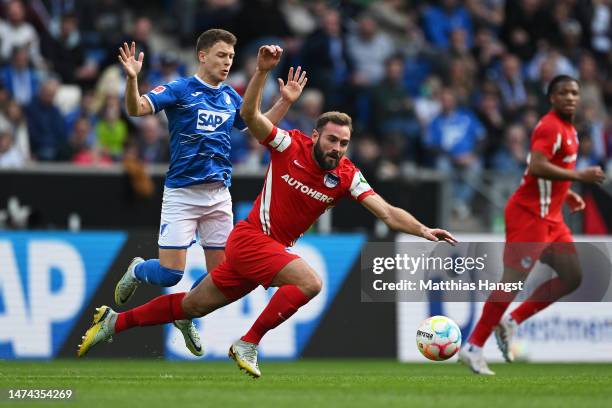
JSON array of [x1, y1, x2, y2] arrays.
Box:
[[144, 75, 246, 188]]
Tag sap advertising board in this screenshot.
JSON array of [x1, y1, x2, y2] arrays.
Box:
[[396, 234, 612, 362], [0, 232, 364, 359]]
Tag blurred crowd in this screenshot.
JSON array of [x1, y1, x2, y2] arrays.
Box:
[[0, 0, 611, 216]]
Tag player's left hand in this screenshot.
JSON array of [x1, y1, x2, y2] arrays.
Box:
[[278, 66, 308, 103], [566, 190, 585, 213], [257, 45, 283, 72], [421, 228, 458, 245]]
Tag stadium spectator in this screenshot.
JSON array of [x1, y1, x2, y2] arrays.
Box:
[[0, 99, 29, 161], [425, 87, 485, 217], [56, 115, 111, 165], [95, 94, 128, 160], [64, 89, 98, 144], [137, 116, 169, 164], [0, 0, 43, 66], [476, 91, 506, 163], [372, 54, 420, 158], [526, 56, 556, 114], [347, 13, 395, 86], [466, 0, 505, 31], [422, 0, 473, 50], [300, 8, 352, 110], [577, 53, 607, 121], [43, 12, 97, 86], [0, 128, 24, 167], [0, 46, 40, 106], [25, 77, 66, 161], [496, 53, 528, 118], [491, 123, 528, 177], [500, 0, 553, 60], [148, 52, 183, 87], [288, 88, 324, 135]]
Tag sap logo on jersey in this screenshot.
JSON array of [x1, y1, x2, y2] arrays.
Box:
[[0, 232, 125, 358], [196, 109, 231, 131], [164, 234, 366, 360]]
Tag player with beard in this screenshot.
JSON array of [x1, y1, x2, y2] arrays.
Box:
[[77, 45, 456, 378], [459, 75, 606, 375]]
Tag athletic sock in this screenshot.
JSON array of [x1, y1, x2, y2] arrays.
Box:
[[115, 293, 187, 333], [241, 285, 309, 344], [191, 274, 206, 290], [468, 289, 517, 347], [134, 259, 183, 287], [510, 277, 570, 324]]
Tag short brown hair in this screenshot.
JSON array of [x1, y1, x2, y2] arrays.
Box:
[[315, 111, 353, 133], [196, 29, 237, 53]]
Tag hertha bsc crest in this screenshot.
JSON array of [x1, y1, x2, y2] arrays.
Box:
[[324, 173, 339, 188]]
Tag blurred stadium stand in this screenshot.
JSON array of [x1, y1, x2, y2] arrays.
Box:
[[1, 0, 612, 232]]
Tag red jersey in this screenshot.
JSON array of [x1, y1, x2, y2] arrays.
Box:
[[247, 127, 376, 247], [509, 110, 579, 223]]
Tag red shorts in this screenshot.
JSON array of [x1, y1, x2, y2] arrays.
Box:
[[209, 221, 300, 300], [503, 202, 575, 272]]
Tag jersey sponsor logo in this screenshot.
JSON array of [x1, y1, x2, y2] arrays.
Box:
[[196, 109, 231, 131], [324, 173, 339, 188], [223, 92, 231, 105], [293, 159, 306, 169], [191, 91, 203, 97], [151, 85, 166, 94], [281, 174, 334, 203]]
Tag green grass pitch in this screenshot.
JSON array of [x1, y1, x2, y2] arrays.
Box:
[[1, 360, 611, 408]]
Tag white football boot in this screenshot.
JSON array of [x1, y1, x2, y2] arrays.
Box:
[[173, 319, 204, 357], [77, 306, 116, 357], [495, 315, 518, 362], [114, 257, 144, 305], [458, 345, 496, 375], [228, 339, 261, 378]]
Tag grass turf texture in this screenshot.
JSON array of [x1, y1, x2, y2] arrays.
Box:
[[1, 360, 611, 408]]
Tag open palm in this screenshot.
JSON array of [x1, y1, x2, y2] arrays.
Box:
[[278, 66, 308, 103], [118, 41, 144, 79]]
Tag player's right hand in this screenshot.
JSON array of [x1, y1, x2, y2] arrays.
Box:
[[257, 45, 283, 72], [118, 41, 144, 79], [577, 166, 605, 184]]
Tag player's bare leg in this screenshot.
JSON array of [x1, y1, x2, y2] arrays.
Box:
[[230, 259, 320, 378]]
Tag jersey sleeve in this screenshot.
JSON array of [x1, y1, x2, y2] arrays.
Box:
[[260, 126, 295, 154], [229, 89, 247, 130], [531, 121, 562, 160], [143, 80, 182, 113], [348, 168, 376, 202]]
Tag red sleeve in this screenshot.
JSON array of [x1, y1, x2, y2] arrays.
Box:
[[260, 126, 278, 146], [531, 121, 562, 160]]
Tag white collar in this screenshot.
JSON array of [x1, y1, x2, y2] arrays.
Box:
[[194, 74, 222, 89]]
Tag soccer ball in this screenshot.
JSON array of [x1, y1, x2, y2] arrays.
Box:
[[416, 315, 461, 361]]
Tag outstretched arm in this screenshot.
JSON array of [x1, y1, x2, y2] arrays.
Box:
[[118, 41, 152, 116], [361, 194, 457, 244]]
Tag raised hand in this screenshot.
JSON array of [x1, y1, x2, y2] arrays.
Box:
[[118, 41, 144, 79], [421, 228, 458, 245], [257, 45, 283, 72], [278, 66, 308, 104]]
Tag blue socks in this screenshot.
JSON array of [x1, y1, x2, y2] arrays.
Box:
[[134, 259, 183, 287]]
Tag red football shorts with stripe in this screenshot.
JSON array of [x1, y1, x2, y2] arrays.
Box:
[[503, 202, 576, 273], [210, 220, 300, 301]]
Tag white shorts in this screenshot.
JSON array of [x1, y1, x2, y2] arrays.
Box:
[[158, 182, 233, 250]]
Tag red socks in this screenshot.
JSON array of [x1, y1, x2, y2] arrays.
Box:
[[241, 285, 309, 344], [510, 277, 570, 324], [115, 293, 187, 333], [468, 289, 516, 347]]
